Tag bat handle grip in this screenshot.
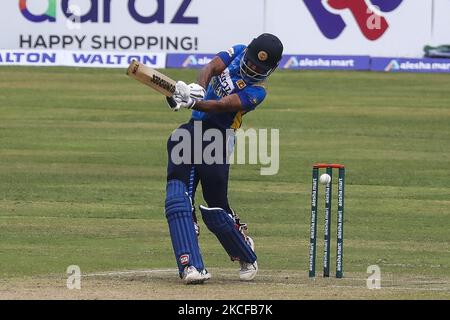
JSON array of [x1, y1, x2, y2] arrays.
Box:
[[166, 97, 178, 110]]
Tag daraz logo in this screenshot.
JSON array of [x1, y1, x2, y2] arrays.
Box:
[[20, 0, 56, 22], [19, 0, 198, 24], [304, 0, 404, 41]]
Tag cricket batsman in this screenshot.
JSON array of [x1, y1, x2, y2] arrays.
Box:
[[164, 33, 284, 284]]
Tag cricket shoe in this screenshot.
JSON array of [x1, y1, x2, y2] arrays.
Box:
[[182, 266, 211, 285], [239, 236, 258, 281]]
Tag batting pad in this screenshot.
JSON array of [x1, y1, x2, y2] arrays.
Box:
[[200, 206, 257, 263], [165, 180, 205, 275]]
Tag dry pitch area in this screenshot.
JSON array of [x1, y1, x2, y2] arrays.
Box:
[[1, 269, 449, 300]]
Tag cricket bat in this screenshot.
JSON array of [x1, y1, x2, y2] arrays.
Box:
[[126, 60, 178, 108]]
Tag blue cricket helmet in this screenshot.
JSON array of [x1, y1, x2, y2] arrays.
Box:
[[240, 33, 284, 82]]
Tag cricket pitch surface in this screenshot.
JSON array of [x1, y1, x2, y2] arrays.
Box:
[[1, 269, 449, 300]]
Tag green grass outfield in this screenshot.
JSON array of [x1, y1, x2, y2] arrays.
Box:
[[0, 66, 449, 299]]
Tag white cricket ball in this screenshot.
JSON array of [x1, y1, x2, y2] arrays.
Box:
[[319, 173, 331, 185]]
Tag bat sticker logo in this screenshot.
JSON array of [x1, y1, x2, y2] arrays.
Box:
[[151, 75, 176, 94]]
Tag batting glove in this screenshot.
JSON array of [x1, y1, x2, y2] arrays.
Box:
[[173, 94, 196, 109], [174, 81, 190, 102], [188, 83, 206, 100]]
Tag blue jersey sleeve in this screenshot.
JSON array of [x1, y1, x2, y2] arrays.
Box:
[[216, 44, 246, 66], [237, 85, 267, 112]]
